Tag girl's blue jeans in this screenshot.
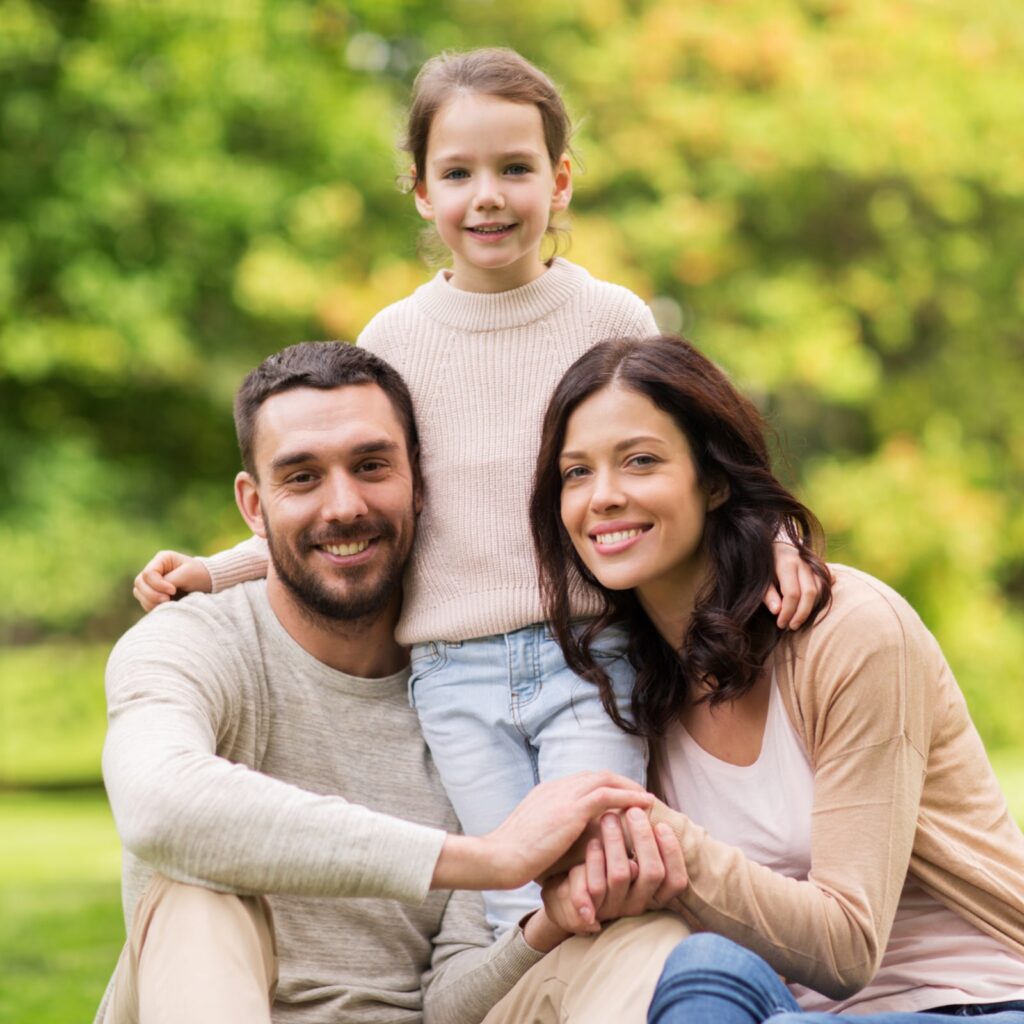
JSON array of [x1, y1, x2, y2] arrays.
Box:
[[649, 934, 1024, 1024], [409, 622, 647, 933]]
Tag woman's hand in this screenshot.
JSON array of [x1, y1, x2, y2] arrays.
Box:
[[541, 808, 687, 935], [765, 539, 822, 630], [133, 550, 212, 611]]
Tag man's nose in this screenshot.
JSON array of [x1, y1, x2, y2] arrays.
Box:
[[321, 472, 368, 522]]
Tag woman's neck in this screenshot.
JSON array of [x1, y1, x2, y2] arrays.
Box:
[[636, 559, 710, 651]]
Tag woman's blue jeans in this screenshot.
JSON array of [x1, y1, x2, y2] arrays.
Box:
[[648, 934, 1024, 1024]]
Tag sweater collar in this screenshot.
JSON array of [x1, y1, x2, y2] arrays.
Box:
[[413, 257, 588, 332]]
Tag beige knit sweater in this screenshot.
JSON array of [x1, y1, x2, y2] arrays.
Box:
[[650, 565, 1024, 1001], [205, 259, 658, 645]]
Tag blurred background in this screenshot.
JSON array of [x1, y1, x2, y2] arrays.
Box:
[[1, 0, 1022, 1018]]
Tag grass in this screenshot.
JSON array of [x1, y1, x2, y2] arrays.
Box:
[[0, 791, 122, 1023]]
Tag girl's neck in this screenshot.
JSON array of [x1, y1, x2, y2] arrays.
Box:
[[447, 255, 549, 294]]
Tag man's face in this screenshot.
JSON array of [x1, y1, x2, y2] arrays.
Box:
[[239, 384, 420, 623]]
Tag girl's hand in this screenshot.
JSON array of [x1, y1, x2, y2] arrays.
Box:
[[765, 539, 821, 630], [133, 551, 212, 612], [541, 809, 687, 934]]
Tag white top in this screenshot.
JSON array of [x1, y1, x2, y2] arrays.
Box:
[[657, 673, 1024, 1013], [358, 257, 659, 644]]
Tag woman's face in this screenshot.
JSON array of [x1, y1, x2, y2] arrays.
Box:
[[558, 384, 720, 602]]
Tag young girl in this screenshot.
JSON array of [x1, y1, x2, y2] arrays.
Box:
[[134, 48, 817, 933]]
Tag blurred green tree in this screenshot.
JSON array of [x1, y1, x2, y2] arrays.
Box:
[[1, 0, 1021, 745]]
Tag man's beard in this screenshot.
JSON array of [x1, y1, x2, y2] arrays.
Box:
[[265, 517, 408, 624]]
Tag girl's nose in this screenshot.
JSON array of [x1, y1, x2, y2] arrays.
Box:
[[473, 173, 505, 210]]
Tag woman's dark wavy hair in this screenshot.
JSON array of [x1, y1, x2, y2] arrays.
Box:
[[530, 335, 832, 739]]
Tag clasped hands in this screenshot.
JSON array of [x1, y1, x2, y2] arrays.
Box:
[[539, 807, 687, 936]]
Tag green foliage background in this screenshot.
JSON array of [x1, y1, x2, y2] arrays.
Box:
[[2, 0, 1023, 778]]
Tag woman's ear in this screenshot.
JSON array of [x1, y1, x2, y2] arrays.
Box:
[[707, 476, 730, 511]]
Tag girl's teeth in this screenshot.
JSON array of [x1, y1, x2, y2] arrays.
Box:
[[324, 540, 369, 556]]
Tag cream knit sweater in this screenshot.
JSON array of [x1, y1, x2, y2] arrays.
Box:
[[205, 259, 658, 645]]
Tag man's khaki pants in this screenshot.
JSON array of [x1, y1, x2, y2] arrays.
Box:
[[102, 876, 690, 1024]]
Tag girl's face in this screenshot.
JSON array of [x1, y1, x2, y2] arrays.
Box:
[[414, 92, 572, 293], [558, 384, 724, 606]]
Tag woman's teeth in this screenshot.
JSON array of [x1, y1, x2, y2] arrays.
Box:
[[595, 529, 642, 545]]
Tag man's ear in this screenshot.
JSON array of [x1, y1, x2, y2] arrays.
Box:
[[413, 167, 434, 222], [707, 476, 730, 512], [235, 472, 268, 539], [550, 154, 573, 212], [411, 446, 425, 515]]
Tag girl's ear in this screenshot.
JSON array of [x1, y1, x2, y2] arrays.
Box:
[[550, 154, 573, 212], [413, 166, 435, 222]]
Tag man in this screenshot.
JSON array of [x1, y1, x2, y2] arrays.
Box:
[[100, 342, 689, 1024]]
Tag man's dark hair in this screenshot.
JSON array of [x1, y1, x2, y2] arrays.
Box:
[[234, 341, 418, 477]]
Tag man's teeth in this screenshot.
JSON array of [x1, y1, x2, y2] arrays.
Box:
[[595, 529, 642, 545], [323, 540, 370, 556]]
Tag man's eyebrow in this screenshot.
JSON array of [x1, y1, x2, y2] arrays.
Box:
[[269, 440, 401, 473]]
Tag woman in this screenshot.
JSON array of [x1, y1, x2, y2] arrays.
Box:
[[529, 335, 1024, 1022]]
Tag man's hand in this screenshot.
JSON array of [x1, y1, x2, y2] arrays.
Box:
[[133, 551, 212, 611], [430, 772, 652, 892], [541, 810, 687, 934]]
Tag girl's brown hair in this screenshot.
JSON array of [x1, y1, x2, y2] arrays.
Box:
[[529, 336, 833, 739], [403, 47, 573, 184]]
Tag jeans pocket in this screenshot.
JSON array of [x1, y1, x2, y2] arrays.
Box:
[[408, 642, 449, 707]]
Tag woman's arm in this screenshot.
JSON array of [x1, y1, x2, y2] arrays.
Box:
[[651, 572, 936, 999]]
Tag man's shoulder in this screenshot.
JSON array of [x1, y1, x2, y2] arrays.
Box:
[[109, 583, 269, 674]]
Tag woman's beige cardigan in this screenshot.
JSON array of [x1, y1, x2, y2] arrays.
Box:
[[651, 565, 1024, 999]]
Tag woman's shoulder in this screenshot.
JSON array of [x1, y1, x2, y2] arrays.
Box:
[[814, 563, 929, 642]]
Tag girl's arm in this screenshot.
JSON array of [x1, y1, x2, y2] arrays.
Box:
[[132, 536, 269, 611], [765, 539, 824, 630], [650, 578, 942, 999]]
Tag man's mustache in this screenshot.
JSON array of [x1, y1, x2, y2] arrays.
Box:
[[300, 520, 397, 550]]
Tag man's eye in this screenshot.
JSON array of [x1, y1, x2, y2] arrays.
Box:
[[358, 460, 388, 474], [287, 472, 317, 485]]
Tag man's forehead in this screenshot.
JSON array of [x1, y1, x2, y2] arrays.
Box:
[[254, 384, 406, 463]]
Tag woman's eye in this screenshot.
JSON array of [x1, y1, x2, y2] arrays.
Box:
[[627, 454, 658, 469], [561, 465, 589, 482]]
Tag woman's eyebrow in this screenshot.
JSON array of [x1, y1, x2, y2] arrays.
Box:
[[560, 435, 664, 461]]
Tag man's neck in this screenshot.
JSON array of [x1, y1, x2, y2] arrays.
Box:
[[264, 572, 408, 678]]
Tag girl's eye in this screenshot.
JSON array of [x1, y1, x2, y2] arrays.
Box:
[[505, 164, 531, 176], [442, 168, 469, 180]]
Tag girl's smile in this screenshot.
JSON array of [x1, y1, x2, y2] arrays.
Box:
[[413, 92, 572, 293]]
